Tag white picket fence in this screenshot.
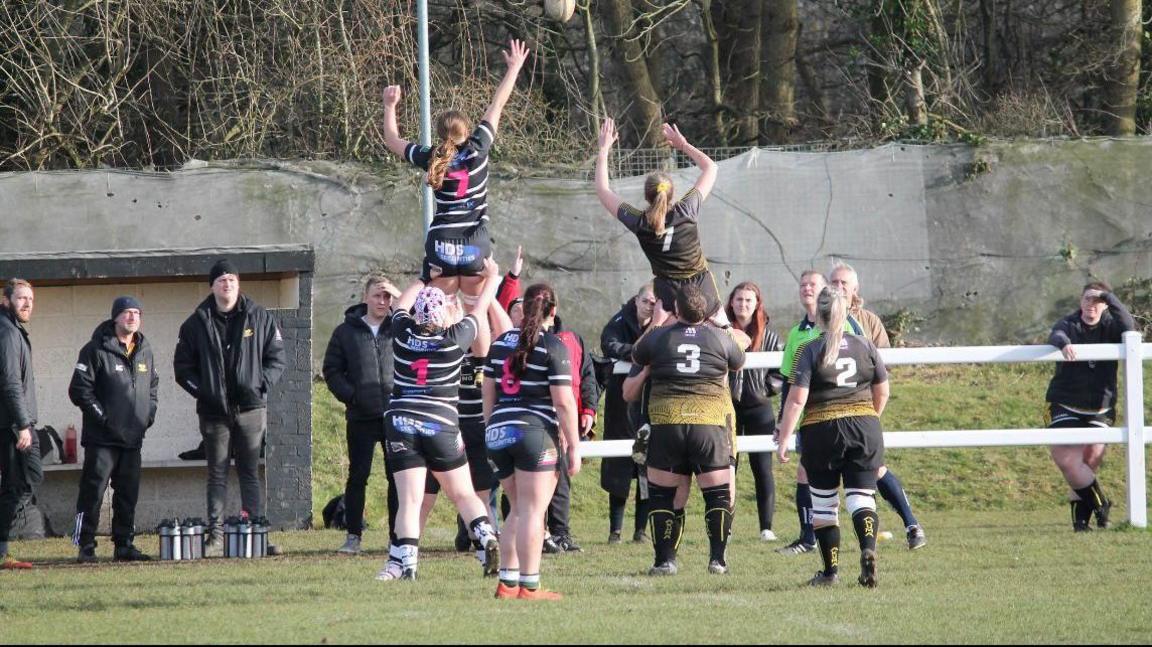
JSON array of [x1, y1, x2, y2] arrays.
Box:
[[583, 331, 1151, 527]]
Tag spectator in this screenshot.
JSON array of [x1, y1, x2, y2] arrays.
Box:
[[725, 282, 782, 542], [69, 296, 158, 562], [0, 279, 40, 570], [174, 260, 287, 556], [323, 273, 402, 555], [600, 282, 656, 543]]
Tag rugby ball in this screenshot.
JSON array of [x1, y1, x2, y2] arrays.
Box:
[[544, 0, 575, 22]]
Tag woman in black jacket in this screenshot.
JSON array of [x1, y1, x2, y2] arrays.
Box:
[[726, 282, 782, 542], [323, 273, 401, 555], [598, 284, 656, 543]]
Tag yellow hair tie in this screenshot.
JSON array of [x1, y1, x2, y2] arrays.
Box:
[[656, 181, 671, 193]]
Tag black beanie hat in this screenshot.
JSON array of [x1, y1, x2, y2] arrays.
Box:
[[209, 259, 238, 286], [111, 296, 143, 321]]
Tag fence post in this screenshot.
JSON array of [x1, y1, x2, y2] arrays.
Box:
[[1123, 331, 1147, 528]]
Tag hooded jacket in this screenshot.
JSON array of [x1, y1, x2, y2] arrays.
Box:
[[323, 303, 395, 421], [598, 300, 646, 497], [0, 306, 36, 439], [173, 294, 286, 417], [69, 320, 159, 449]]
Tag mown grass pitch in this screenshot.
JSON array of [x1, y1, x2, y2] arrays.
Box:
[[2, 363, 1150, 643], [2, 510, 1150, 643]]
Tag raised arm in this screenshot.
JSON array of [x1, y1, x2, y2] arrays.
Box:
[[663, 123, 718, 200], [481, 39, 530, 135], [595, 118, 623, 216], [396, 278, 425, 313], [382, 85, 412, 158]]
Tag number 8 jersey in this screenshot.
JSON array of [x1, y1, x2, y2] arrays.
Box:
[[484, 330, 572, 426], [631, 322, 745, 426], [789, 334, 888, 425]]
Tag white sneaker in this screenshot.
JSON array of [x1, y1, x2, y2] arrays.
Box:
[[760, 529, 778, 542], [337, 534, 362, 555]]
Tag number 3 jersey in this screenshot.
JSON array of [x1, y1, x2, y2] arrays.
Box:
[[387, 310, 478, 427], [484, 330, 573, 426], [789, 334, 888, 425], [631, 322, 745, 426]]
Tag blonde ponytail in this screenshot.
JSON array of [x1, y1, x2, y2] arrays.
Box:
[[643, 173, 673, 236], [816, 286, 849, 368]]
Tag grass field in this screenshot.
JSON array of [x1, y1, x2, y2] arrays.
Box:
[[2, 363, 1151, 643]]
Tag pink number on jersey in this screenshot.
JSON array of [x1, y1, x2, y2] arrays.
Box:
[[446, 168, 470, 198], [500, 361, 521, 395], [412, 358, 430, 386]]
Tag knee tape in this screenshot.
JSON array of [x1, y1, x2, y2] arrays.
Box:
[[648, 483, 677, 512], [845, 488, 876, 516], [810, 486, 840, 525], [701, 484, 732, 513]]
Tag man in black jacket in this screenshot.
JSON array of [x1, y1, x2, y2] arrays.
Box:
[[0, 279, 40, 570], [69, 296, 159, 562], [1046, 281, 1137, 531], [323, 272, 401, 555], [174, 260, 286, 555], [599, 283, 655, 544]]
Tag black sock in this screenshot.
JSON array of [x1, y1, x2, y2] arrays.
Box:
[[1089, 480, 1109, 506], [500, 494, 511, 521], [635, 496, 651, 535], [702, 484, 733, 565], [814, 525, 840, 576], [852, 508, 879, 554], [609, 495, 626, 534], [796, 483, 815, 545], [1073, 482, 1101, 524], [648, 484, 678, 565], [876, 470, 919, 528]]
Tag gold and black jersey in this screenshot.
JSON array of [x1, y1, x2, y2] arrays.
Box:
[[632, 322, 745, 426], [790, 334, 887, 424], [616, 189, 708, 279]]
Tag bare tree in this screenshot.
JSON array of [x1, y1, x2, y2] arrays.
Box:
[[1104, 0, 1142, 135], [762, 0, 798, 143]]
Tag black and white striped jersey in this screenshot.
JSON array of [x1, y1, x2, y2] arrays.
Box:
[[387, 310, 478, 427], [404, 120, 494, 233], [458, 353, 485, 428], [484, 330, 572, 426]]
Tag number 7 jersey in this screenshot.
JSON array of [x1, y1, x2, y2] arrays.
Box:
[[631, 322, 745, 426]]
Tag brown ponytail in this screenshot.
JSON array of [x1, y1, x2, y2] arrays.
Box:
[[427, 111, 469, 190], [511, 283, 557, 377], [725, 281, 769, 350], [643, 173, 673, 236]]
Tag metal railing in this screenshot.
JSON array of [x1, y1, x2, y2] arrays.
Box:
[[584, 331, 1151, 527]]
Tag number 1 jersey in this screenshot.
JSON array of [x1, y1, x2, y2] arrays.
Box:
[[631, 322, 745, 426], [388, 310, 478, 426]]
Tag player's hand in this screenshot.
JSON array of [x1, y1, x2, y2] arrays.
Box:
[[480, 257, 500, 279], [566, 445, 582, 477], [662, 122, 688, 150], [579, 413, 595, 438], [778, 444, 790, 464], [650, 304, 670, 328], [383, 85, 402, 109], [503, 39, 530, 71], [512, 245, 524, 277], [598, 118, 618, 151], [1061, 344, 1077, 361], [15, 428, 31, 452]]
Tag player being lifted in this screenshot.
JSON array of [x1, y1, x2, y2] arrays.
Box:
[[630, 285, 745, 576], [594, 118, 730, 327], [381, 39, 529, 308], [776, 287, 889, 588]]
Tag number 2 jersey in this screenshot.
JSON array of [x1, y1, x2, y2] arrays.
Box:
[[387, 310, 478, 427], [631, 322, 745, 426], [616, 189, 708, 280], [789, 334, 887, 425], [484, 330, 572, 427]]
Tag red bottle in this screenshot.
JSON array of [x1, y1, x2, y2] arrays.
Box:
[[64, 424, 78, 464]]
